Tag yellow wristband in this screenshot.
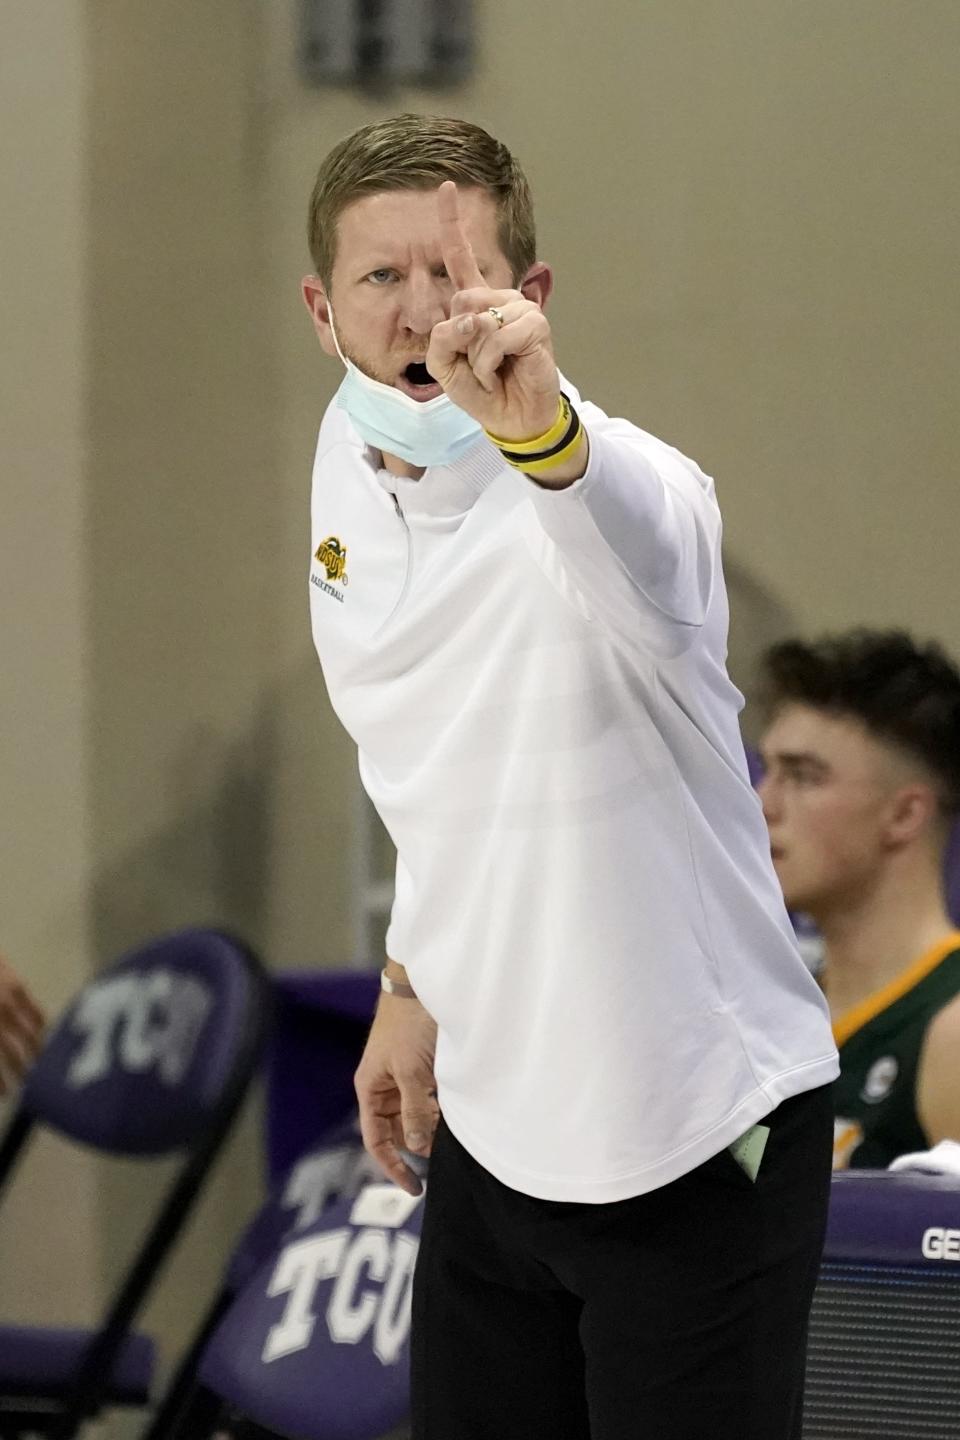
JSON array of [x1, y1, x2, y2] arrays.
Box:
[[490, 391, 584, 475], [484, 394, 570, 454], [504, 423, 585, 475]]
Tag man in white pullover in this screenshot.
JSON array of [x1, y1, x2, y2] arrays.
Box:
[[301, 114, 838, 1440]]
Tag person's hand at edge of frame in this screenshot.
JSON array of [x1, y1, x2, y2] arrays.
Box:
[[426, 180, 559, 444], [0, 953, 46, 1096], [354, 973, 438, 1198]]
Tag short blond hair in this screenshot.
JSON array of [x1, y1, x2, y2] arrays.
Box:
[[307, 114, 536, 290]]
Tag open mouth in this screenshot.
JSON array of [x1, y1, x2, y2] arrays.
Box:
[[396, 361, 442, 402]]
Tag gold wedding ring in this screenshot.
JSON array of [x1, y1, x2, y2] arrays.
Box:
[[488, 306, 505, 329]]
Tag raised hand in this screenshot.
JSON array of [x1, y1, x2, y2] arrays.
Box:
[[426, 181, 560, 444]]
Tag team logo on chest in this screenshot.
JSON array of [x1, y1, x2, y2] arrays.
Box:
[[312, 536, 349, 605], [860, 1054, 899, 1104], [315, 536, 349, 585]]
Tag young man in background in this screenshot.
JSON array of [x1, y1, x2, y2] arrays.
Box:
[[758, 629, 960, 1168]]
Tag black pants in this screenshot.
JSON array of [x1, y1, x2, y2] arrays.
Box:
[[411, 1084, 833, 1440]]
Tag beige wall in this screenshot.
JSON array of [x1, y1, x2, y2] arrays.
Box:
[[82, 0, 282, 1381], [0, 0, 102, 1324], [2, 0, 959, 1412]]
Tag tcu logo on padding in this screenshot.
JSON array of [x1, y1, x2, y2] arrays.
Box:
[[67, 968, 213, 1088], [281, 1144, 382, 1231], [263, 1186, 423, 1367]]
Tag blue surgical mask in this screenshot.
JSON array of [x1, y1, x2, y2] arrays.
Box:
[[328, 309, 483, 468]]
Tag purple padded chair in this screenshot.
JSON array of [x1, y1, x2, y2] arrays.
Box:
[[0, 927, 269, 1440], [198, 1178, 424, 1440], [140, 1115, 387, 1440]]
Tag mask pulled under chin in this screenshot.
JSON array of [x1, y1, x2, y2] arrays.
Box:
[[335, 358, 484, 468]]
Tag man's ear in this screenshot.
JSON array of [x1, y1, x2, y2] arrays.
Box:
[[302, 276, 339, 358], [519, 261, 553, 311], [883, 783, 940, 850]]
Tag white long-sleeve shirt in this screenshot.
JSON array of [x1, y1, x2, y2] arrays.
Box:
[[309, 383, 838, 1202]]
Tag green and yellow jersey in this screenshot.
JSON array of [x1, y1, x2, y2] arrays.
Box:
[[832, 932, 960, 1169]]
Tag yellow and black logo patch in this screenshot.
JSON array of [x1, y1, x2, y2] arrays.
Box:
[[315, 536, 349, 585]]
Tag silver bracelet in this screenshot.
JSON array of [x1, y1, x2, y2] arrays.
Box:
[[380, 969, 417, 999]]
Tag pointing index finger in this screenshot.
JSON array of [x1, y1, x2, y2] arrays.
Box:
[[438, 180, 485, 292]]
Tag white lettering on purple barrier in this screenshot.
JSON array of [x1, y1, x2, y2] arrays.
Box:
[[922, 1227, 960, 1261]]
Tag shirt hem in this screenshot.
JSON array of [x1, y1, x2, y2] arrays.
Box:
[[439, 1051, 840, 1203]]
